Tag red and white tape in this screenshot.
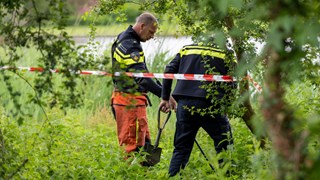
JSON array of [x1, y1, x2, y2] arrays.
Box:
[[245, 75, 262, 92], [0, 66, 236, 82], [1, 66, 264, 91]]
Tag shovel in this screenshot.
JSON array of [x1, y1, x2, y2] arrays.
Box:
[[143, 108, 171, 166]]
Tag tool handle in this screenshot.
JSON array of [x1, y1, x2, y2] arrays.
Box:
[[154, 108, 171, 148], [195, 139, 215, 171], [154, 129, 162, 148], [157, 108, 171, 130]]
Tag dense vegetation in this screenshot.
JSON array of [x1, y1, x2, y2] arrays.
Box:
[[1, 0, 320, 179]]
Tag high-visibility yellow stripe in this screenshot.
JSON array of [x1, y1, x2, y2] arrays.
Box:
[[180, 48, 226, 59], [115, 48, 131, 59], [183, 45, 224, 53], [181, 45, 238, 63], [114, 48, 144, 66]]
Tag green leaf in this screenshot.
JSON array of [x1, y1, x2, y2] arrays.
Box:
[[217, 0, 229, 15]]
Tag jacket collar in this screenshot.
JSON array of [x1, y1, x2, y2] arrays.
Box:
[[126, 25, 142, 42]]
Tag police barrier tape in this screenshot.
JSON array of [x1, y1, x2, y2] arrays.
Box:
[[0, 66, 235, 81], [245, 75, 262, 92], [0, 66, 262, 91]]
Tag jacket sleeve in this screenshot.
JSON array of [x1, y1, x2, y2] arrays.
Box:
[[130, 63, 162, 97], [162, 53, 181, 100], [114, 38, 163, 97]]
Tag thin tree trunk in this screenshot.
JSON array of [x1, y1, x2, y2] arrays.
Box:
[[224, 17, 255, 131], [224, 16, 266, 148], [235, 46, 266, 148], [239, 73, 256, 133]]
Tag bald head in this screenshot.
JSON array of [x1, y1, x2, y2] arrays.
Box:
[[133, 12, 158, 42]]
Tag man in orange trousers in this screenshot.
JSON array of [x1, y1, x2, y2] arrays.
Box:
[[110, 12, 176, 161]]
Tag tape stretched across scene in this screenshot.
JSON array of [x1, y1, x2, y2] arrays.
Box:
[[0, 66, 263, 92], [0, 66, 235, 82], [244, 75, 262, 92]]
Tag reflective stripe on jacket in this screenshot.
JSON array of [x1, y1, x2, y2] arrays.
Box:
[[111, 25, 162, 97], [162, 44, 236, 100]]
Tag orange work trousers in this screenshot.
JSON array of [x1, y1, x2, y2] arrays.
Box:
[[111, 91, 151, 153]]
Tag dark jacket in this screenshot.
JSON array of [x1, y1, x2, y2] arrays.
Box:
[[162, 44, 236, 101], [111, 25, 161, 97]]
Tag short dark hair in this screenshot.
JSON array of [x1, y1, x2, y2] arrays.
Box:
[[136, 12, 158, 26]]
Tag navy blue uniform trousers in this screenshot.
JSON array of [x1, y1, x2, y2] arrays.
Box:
[[169, 97, 233, 176]]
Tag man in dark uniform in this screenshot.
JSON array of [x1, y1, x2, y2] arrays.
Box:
[[111, 12, 176, 157], [159, 42, 235, 176]]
